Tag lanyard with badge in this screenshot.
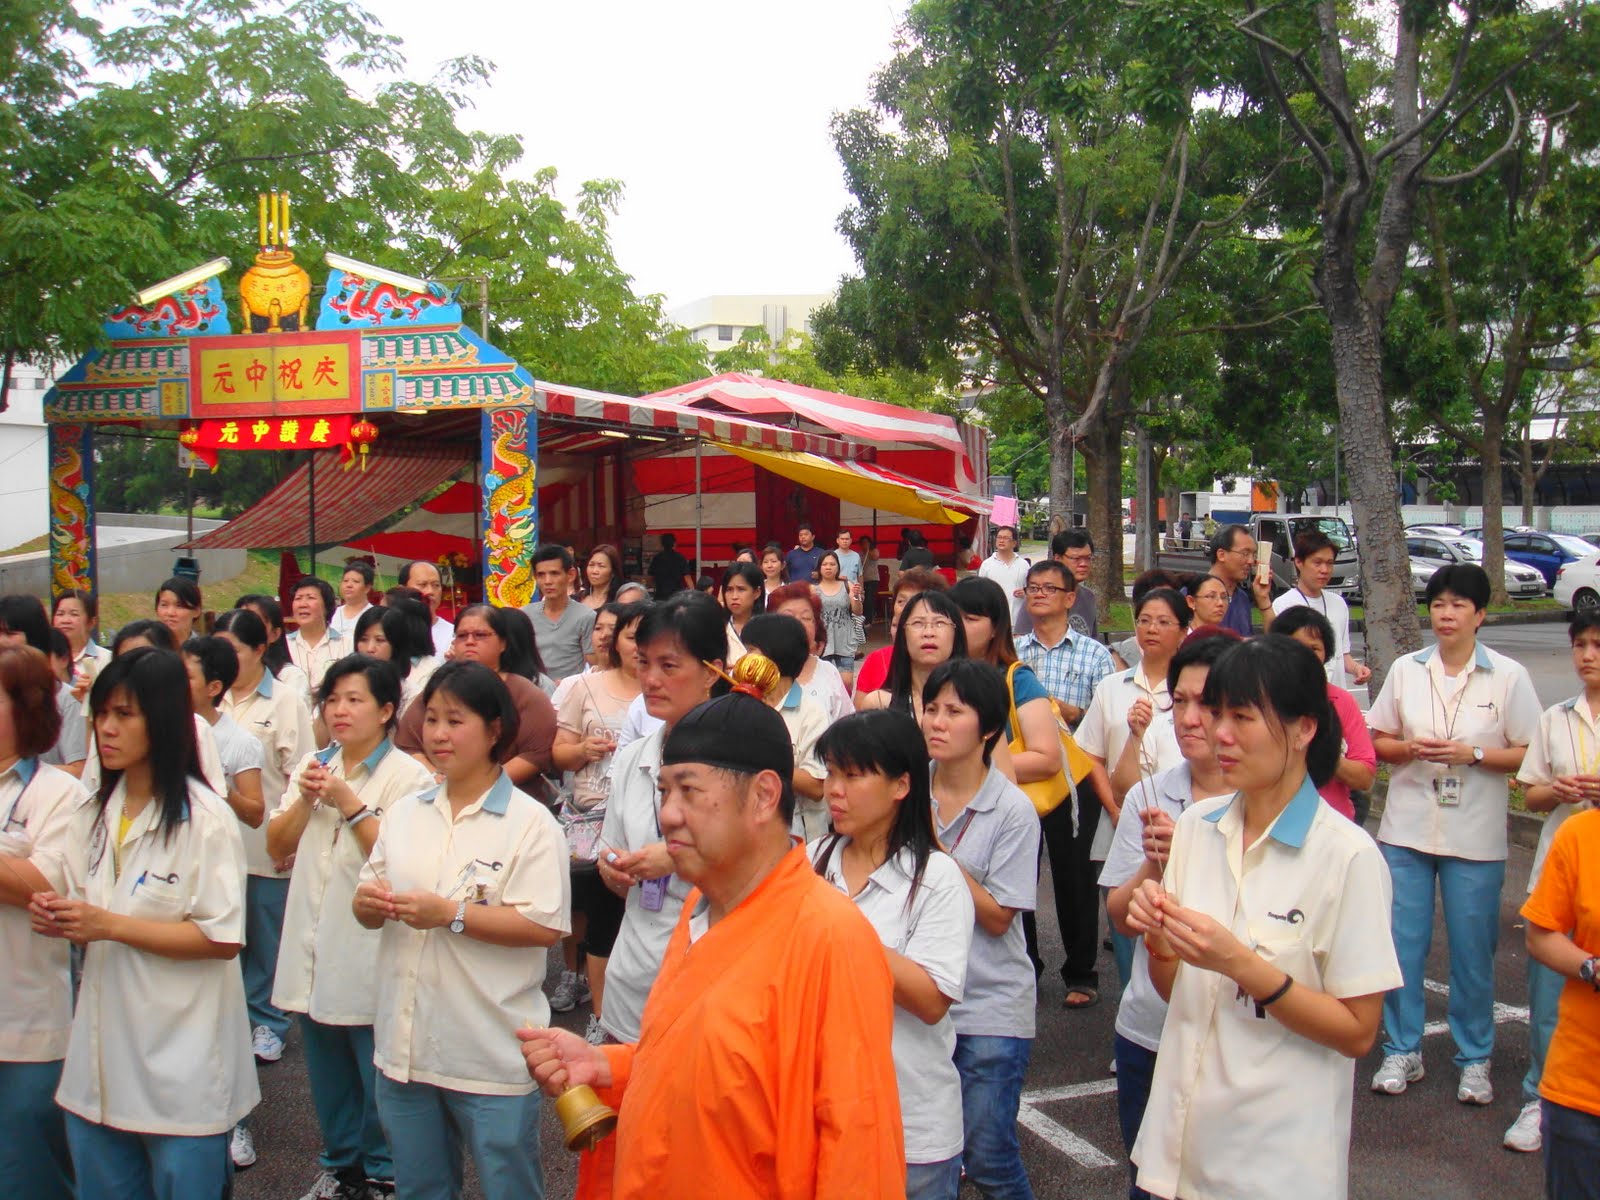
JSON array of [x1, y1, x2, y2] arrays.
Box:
[[1428, 667, 1474, 807], [640, 778, 671, 912]]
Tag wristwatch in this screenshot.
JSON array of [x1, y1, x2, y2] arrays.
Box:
[[1580, 956, 1599, 992], [449, 899, 467, 935], [1471, 746, 1485, 766]]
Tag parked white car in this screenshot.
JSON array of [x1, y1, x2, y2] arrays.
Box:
[[1555, 555, 1600, 611], [1404, 523, 1465, 538], [1406, 535, 1547, 597]]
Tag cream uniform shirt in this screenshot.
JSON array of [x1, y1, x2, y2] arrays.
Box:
[[81, 714, 224, 800], [220, 669, 316, 876], [270, 740, 435, 1025], [0, 758, 91, 1062], [1076, 665, 1183, 859], [1131, 780, 1402, 1200], [1517, 694, 1600, 893], [1368, 642, 1540, 861], [287, 626, 349, 707], [56, 777, 258, 1136], [360, 772, 570, 1095]]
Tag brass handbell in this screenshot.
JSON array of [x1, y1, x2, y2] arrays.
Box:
[[555, 1083, 618, 1152]]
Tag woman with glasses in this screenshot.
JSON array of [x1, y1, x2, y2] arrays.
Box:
[[0, 646, 91, 1199], [34, 649, 256, 1200], [857, 592, 968, 723], [394, 606, 557, 794], [1186, 574, 1233, 632], [1073, 586, 1192, 1003], [1125, 636, 1401, 1200], [354, 661, 568, 1200]]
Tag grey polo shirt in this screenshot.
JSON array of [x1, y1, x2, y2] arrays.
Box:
[[521, 599, 595, 681], [933, 763, 1040, 1039]]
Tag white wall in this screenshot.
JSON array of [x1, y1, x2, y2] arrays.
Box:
[[0, 365, 52, 551]]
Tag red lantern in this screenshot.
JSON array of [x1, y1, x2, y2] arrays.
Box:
[[348, 419, 379, 471], [178, 425, 205, 475]]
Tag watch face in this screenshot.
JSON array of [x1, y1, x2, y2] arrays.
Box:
[[450, 918, 465, 933]]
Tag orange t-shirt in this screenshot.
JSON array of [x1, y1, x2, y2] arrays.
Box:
[[1521, 807, 1600, 1118], [575, 845, 906, 1200]]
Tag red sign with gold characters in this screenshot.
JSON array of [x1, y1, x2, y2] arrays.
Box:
[[189, 330, 362, 416]]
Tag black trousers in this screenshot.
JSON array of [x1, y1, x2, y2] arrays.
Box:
[[1023, 793, 1102, 991]]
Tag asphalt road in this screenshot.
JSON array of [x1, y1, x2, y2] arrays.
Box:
[[235, 841, 1550, 1200]]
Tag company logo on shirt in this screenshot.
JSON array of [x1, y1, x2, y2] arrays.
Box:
[[1267, 908, 1305, 925]]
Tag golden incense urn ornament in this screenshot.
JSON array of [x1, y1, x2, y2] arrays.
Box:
[[240, 192, 311, 333]]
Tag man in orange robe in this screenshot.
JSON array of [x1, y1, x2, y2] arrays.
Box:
[[520, 690, 906, 1198]]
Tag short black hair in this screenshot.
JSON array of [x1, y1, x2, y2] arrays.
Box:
[[605, 600, 653, 669], [112, 619, 176, 655], [1270, 605, 1337, 662], [660, 533, 677, 550], [90, 648, 202, 836], [1570, 609, 1600, 642], [1424, 563, 1491, 611], [1051, 529, 1094, 555], [0, 594, 52, 653], [291, 575, 337, 621], [1207, 525, 1250, 564], [739, 613, 810, 679], [155, 576, 202, 613], [993, 524, 1017, 540], [1293, 530, 1335, 561], [532, 543, 574, 572], [796, 521, 814, 535], [318, 653, 403, 732], [342, 560, 376, 586], [1202, 636, 1341, 787], [922, 658, 1010, 764], [48, 628, 70, 660], [422, 660, 520, 760], [182, 635, 240, 694], [1166, 627, 1244, 692]]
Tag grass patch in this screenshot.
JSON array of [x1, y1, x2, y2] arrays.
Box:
[[0, 533, 50, 558], [95, 550, 352, 634]]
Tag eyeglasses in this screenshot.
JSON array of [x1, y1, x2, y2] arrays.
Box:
[[453, 630, 496, 642], [904, 619, 955, 634], [1024, 584, 1067, 596], [1135, 617, 1182, 631]]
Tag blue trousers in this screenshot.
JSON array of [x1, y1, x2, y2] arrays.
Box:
[[1523, 958, 1564, 1104], [0, 1059, 73, 1200], [1379, 844, 1505, 1067], [374, 1074, 543, 1200], [1112, 1034, 1157, 1200], [301, 1017, 390, 1182], [242, 874, 291, 1040], [953, 1034, 1035, 1200], [1104, 887, 1135, 997], [905, 1155, 962, 1200], [1543, 1099, 1600, 1200], [63, 1113, 228, 1200]]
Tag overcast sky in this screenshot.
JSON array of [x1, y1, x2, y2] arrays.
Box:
[[376, 0, 908, 311]]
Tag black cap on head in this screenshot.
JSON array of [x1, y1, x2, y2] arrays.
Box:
[[662, 692, 796, 821]]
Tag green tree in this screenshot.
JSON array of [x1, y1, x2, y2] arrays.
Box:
[[819, 0, 1283, 600]]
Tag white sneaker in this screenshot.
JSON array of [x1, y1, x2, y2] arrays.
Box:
[[229, 1124, 256, 1169], [1458, 1061, 1494, 1105], [1370, 1052, 1425, 1095], [549, 970, 579, 1014], [1503, 1099, 1542, 1151], [251, 1024, 285, 1063], [298, 1172, 349, 1200], [575, 972, 593, 1007], [584, 1013, 608, 1045]]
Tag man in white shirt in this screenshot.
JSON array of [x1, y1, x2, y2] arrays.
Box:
[[286, 576, 348, 705], [978, 525, 1032, 624], [1269, 529, 1369, 688], [399, 560, 453, 657]]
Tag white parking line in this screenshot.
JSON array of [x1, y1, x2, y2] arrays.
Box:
[[1017, 978, 1530, 1168]]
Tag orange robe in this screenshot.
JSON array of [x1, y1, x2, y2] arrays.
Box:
[[575, 845, 906, 1199]]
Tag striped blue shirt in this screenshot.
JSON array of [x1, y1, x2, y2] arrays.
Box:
[[1015, 627, 1114, 717]]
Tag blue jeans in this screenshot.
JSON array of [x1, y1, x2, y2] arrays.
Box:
[[1523, 958, 1564, 1104], [1379, 844, 1505, 1067], [0, 1059, 73, 1200], [1542, 1099, 1600, 1200], [64, 1113, 228, 1200], [301, 1017, 390, 1182], [242, 875, 291, 1040], [952, 1034, 1035, 1200], [374, 1074, 543, 1200], [905, 1155, 962, 1200], [1112, 1035, 1156, 1200]]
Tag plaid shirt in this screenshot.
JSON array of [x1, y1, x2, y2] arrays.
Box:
[[1015, 626, 1114, 716]]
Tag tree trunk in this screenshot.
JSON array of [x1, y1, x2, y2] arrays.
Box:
[[1480, 405, 1512, 607], [1135, 421, 1157, 571], [1080, 409, 1126, 607], [1519, 432, 1536, 528], [1046, 384, 1074, 535], [1324, 292, 1422, 692]]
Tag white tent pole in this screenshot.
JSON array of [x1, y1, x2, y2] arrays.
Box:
[[695, 438, 704, 571]]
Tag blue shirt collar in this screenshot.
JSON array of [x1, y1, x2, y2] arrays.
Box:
[[781, 681, 802, 711], [315, 738, 394, 775], [1413, 642, 1494, 671], [255, 670, 275, 699], [417, 769, 514, 815], [11, 756, 38, 785], [1201, 773, 1322, 848]]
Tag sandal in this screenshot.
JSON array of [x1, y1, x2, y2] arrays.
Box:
[[1063, 987, 1099, 1010]]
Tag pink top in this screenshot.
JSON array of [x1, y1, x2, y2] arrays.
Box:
[[1321, 683, 1376, 820]]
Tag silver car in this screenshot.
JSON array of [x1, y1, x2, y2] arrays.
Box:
[[1406, 535, 1546, 597]]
